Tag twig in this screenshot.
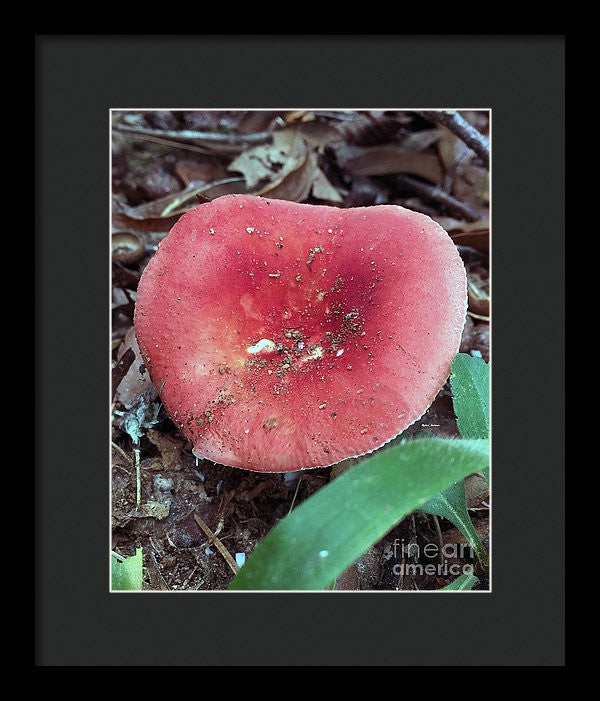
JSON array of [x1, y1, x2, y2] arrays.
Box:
[[397, 550, 406, 591], [468, 310, 490, 322], [431, 514, 444, 566], [113, 123, 272, 147], [111, 441, 133, 465], [113, 131, 218, 156], [194, 512, 239, 575], [181, 565, 199, 589], [112, 463, 131, 477], [419, 110, 489, 168], [135, 446, 141, 508], [396, 174, 480, 222], [288, 476, 303, 515]]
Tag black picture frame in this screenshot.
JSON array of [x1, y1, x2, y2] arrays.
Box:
[[35, 35, 565, 666]]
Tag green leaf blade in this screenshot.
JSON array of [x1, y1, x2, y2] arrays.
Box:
[[420, 480, 488, 566], [441, 572, 479, 591], [229, 438, 489, 591], [111, 547, 143, 591], [450, 353, 490, 440]]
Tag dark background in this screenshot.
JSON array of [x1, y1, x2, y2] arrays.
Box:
[[36, 35, 565, 666]]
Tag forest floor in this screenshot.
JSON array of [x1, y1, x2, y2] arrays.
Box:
[[111, 109, 490, 591]]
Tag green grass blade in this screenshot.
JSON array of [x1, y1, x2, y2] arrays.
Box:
[[441, 572, 478, 591], [229, 438, 489, 591], [112, 547, 143, 591], [420, 480, 488, 566]]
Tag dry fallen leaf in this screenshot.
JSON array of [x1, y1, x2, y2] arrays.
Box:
[[114, 178, 249, 221], [257, 149, 316, 201], [112, 287, 134, 311], [468, 271, 490, 317], [434, 217, 489, 253], [400, 128, 443, 152], [465, 474, 489, 509], [336, 143, 444, 185], [311, 167, 343, 203], [112, 347, 135, 401], [228, 128, 307, 189], [229, 127, 342, 203], [296, 120, 342, 150], [453, 164, 489, 208], [146, 429, 186, 471], [174, 158, 226, 186], [112, 179, 249, 235], [115, 328, 155, 408], [284, 110, 314, 124]]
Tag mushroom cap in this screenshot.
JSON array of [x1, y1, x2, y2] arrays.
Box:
[[134, 194, 467, 472]]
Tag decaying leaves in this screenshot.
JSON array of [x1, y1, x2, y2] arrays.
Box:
[[228, 127, 342, 203], [228, 129, 306, 189], [114, 328, 154, 407], [335, 143, 444, 184]]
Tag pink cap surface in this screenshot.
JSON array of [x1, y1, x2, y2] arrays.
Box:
[[134, 194, 467, 472]]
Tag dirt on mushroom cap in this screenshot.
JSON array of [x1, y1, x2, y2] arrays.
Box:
[[134, 194, 467, 472]]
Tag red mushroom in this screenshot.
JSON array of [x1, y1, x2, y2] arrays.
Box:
[[134, 194, 467, 472]]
